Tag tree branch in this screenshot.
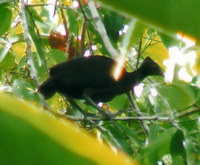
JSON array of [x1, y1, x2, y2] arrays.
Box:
[[66, 114, 173, 122], [19, 0, 39, 86], [88, 0, 118, 59]]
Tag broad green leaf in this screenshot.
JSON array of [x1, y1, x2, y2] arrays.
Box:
[[46, 49, 66, 68], [0, 4, 12, 37], [0, 93, 137, 165], [157, 81, 195, 109], [98, 0, 200, 44], [139, 127, 176, 165], [108, 94, 129, 110]]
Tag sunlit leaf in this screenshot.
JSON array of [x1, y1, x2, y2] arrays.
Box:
[[143, 35, 169, 69], [12, 42, 26, 61]]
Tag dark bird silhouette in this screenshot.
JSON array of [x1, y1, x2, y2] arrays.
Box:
[[38, 55, 163, 102]]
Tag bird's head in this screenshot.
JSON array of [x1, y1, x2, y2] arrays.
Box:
[[140, 57, 164, 77]]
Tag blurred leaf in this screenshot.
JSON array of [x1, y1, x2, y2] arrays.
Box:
[[121, 21, 146, 57], [25, 7, 45, 66], [13, 79, 38, 101], [0, 0, 14, 4], [66, 9, 78, 35], [158, 33, 180, 49], [27, 6, 44, 23], [0, 52, 16, 71], [193, 51, 200, 74], [104, 124, 134, 155], [0, 3, 12, 37], [12, 42, 26, 61], [0, 93, 137, 165], [157, 81, 195, 109], [139, 128, 176, 164], [181, 127, 196, 165], [143, 34, 169, 69], [148, 124, 164, 143], [170, 130, 186, 164], [108, 94, 129, 110], [0, 40, 12, 62], [101, 9, 124, 43], [98, 0, 200, 44], [117, 124, 143, 148], [46, 49, 66, 68]]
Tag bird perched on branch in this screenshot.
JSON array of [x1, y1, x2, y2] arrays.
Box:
[[38, 55, 163, 103]]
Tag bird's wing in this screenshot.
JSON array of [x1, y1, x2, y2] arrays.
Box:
[[49, 56, 118, 87]]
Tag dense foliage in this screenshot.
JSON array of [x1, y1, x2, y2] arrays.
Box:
[[0, 0, 200, 164]]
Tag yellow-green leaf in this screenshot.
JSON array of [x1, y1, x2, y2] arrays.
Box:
[[0, 93, 137, 165]]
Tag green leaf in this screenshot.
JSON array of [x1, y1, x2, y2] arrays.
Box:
[[158, 33, 180, 49], [0, 52, 16, 71], [0, 93, 136, 165], [46, 49, 66, 68], [170, 130, 186, 164], [102, 9, 124, 43], [0, 4, 12, 37], [98, 0, 200, 43], [13, 79, 38, 101], [0, 109, 95, 165], [117, 124, 143, 148], [139, 128, 176, 164], [157, 81, 195, 109], [25, 8, 45, 67], [0, 41, 12, 62], [103, 124, 134, 155], [66, 9, 78, 35], [108, 94, 129, 110]]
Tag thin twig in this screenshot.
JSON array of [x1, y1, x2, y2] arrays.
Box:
[[88, 0, 118, 59], [177, 108, 200, 118], [127, 91, 150, 135], [136, 37, 142, 69]]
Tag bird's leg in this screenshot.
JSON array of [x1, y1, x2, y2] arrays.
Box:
[[65, 96, 95, 118], [83, 94, 112, 119], [127, 91, 149, 135]]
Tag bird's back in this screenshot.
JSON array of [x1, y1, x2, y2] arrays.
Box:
[[50, 56, 119, 86], [42, 55, 125, 101]]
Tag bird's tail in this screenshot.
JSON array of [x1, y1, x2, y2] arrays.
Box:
[[140, 57, 163, 77], [38, 77, 56, 99]]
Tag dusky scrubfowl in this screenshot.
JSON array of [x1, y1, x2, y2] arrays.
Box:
[[39, 55, 163, 114]]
